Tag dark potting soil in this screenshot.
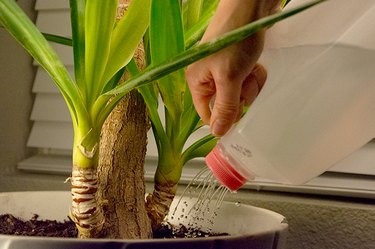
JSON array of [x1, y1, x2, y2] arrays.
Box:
[[0, 214, 77, 237], [153, 222, 228, 239], [0, 214, 228, 239]]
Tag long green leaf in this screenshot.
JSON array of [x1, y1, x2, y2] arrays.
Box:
[[183, 0, 203, 31], [150, 0, 185, 127], [106, 0, 325, 96], [184, 0, 218, 48], [150, 0, 184, 71], [102, 67, 126, 94], [85, 0, 117, 105], [126, 60, 170, 150], [43, 33, 72, 46], [127, 59, 163, 140], [149, 0, 185, 107], [179, 84, 201, 144], [0, 0, 82, 124], [101, 0, 151, 90], [70, 0, 86, 96], [181, 134, 217, 164]]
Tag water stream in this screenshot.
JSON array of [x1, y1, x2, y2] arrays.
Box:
[[169, 167, 231, 237]]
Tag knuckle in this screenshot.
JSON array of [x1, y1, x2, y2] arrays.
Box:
[[214, 102, 239, 119]]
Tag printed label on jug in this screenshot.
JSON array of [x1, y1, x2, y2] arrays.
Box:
[[230, 144, 252, 158]]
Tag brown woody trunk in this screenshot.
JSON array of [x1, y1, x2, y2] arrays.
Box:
[[97, 90, 151, 239], [96, 0, 151, 239]]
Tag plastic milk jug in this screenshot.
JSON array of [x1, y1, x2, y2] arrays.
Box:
[[205, 0, 375, 191]]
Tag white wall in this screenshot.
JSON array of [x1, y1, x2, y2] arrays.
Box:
[[0, 0, 37, 173]]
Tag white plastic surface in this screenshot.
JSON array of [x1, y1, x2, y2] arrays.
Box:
[[218, 0, 375, 184]]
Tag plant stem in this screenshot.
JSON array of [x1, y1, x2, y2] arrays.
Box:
[[146, 181, 178, 231], [70, 165, 104, 238], [69, 129, 103, 238]]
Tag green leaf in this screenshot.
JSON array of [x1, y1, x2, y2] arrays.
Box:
[[139, 87, 170, 154], [126, 58, 160, 132], [127, 58, 159, 117], [149, 0, 185, 123], [281, 0, 293, 7], [107, 0, 325, 96], [178, 84, 201, 143], [181, 134, 217, 164], [0, 0, 82, 124], [150, 0, 184, 63], [127, 58, 170, 160], [184, 0, 218, 48], [102, 67, 126, 94], [43, 33, 72, 46], [85, 0, 117, 105], [101, 0, 151, 90], [70, 0, 86, 96], [183, 0, 203, 31]]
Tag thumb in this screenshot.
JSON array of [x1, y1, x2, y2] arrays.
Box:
[[210, 78, 242, 137]]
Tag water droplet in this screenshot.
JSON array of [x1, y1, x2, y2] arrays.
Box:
[[169, 169, 231, 235]]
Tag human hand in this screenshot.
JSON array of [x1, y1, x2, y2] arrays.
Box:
[[186, 0, 276, 136], [186, 51, 267, 137]]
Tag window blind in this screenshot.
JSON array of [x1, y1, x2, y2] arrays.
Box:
[[18, 0, 375, 199]]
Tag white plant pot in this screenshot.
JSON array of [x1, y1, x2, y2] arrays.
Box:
[[0, 191, 288, 249]]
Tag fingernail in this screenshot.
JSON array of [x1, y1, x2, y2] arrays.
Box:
[[212, 119, 230, 137]]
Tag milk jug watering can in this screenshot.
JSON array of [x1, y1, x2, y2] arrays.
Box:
[[206, 0, 375, 191]]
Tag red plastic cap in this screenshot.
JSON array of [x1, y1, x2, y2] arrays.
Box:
[[205, 146, 247, 191]]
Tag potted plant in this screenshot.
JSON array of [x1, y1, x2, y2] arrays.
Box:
[[0, 0, 323, 246], [0, 191, 289, 249]]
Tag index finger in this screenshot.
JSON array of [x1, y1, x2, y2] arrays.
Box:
[[210, 76, 242, 136]]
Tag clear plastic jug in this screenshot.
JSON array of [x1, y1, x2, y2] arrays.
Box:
[[206, 0, 375, 191]]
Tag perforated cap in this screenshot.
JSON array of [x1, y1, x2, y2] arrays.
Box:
[[205, 145, 247, 191]]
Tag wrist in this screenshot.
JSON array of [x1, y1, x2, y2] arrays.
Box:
[[202, 0, 281, 42]]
